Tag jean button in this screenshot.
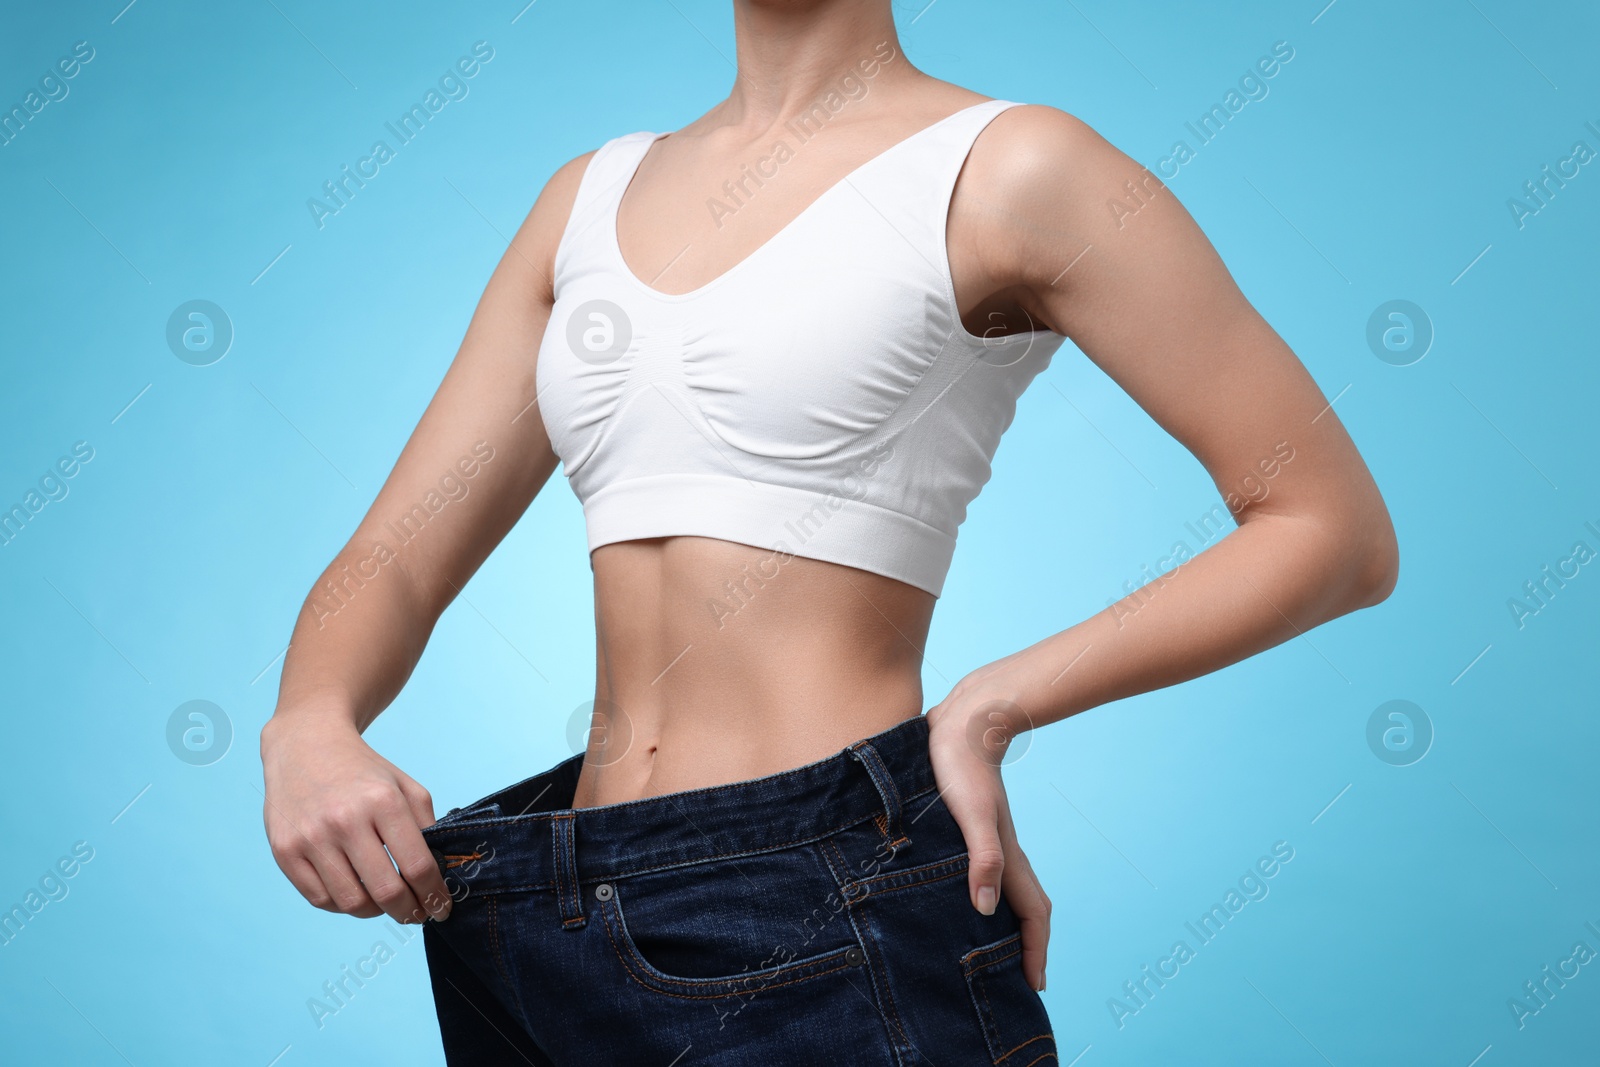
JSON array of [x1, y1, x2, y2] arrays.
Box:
[[845, 946, 865, 966], [594, 883, 614, 902]]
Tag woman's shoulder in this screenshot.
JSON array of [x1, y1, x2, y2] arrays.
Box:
[[958, 94, 1138, 209], [971, 97, 1102, 162], [948, 95, 1167, 299]]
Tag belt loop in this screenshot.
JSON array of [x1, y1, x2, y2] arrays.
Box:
[[849, 740, 911, 855], [551, 813, 586, 930]]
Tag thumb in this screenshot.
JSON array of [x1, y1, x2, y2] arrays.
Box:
[[944, 787, 1005, 916]]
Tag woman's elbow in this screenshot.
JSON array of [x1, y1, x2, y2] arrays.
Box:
[[1350, 515, 1400, 609]]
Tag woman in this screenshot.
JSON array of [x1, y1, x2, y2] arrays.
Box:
[[260, 2, 1399, 1063]]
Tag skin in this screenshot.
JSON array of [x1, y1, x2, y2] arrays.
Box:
[[260, 0, 1399, 1000]]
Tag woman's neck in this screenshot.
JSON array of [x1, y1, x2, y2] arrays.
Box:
[[722, 0, 920, 127]]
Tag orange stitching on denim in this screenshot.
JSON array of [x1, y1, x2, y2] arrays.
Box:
[[579, 817, 846, 888], [551, 812, 580, 924], [962, 932, 1023, 969], [817, 837, 866, 910], [810, 838, 911, 1052], [431, 785, 944, 898], [864, 929, 911, 1049], [964, 934, 1052, 1067], [486, 896, 513, 992], [486, 895, 537, 1030], [996, 1034, 1056, 1064], [979, 945, 1023, 968], [820, 838, 852, 892], [964, 945, 1023, 978], [862, 861, 969, 901], [979, 969, 1000, 1051], [441, 851, 486, 869], [595, 897, 855, 1001], [845, 852, 968, 901]]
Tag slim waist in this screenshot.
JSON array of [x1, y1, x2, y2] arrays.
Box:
[[421, 713, 935, 899]]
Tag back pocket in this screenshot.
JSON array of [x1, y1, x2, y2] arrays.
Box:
[[962, 932, 1057, 1064]]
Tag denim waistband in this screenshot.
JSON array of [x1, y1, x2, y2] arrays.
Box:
[[421, 713, 935, 900]]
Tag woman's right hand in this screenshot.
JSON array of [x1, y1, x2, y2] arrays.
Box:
[[255, 148, 590, 923], [260, 713, 453, 924]]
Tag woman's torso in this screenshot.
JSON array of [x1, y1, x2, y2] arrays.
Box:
[[577, 537, 935, 806], [555, 80, 1056, 807]]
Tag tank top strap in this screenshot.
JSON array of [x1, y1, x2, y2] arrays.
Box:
[[844, 98, 1026, 276], [552, 130, 660, 292], [923, 97, 1027, 209]]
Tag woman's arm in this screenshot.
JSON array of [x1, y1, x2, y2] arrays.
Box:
[[928, 105, 1399, 991], [957, 103, 1399, 720], [259, 149, 593, 925]]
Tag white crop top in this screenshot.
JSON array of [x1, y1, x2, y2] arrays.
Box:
[[536, 98, 1068, 598]]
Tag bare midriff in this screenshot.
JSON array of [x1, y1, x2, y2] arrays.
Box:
[[569, 535, 935, 808]]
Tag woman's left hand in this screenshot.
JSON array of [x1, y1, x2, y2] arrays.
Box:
[[925, 656, 1053, 993]]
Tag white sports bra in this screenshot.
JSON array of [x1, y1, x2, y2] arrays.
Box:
[[536, 98, 1068, 598]]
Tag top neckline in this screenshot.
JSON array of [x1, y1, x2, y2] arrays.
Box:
[[608, 97, 1009, 303]]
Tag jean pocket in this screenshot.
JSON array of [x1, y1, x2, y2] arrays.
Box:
[[594, 844, 866, 1000], [962, 932, 1057, 1065]]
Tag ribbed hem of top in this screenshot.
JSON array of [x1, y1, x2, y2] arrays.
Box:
[[581, 473, 955, 598]]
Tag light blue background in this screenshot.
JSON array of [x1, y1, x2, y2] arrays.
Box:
[[2, 1, 1596, 1064]]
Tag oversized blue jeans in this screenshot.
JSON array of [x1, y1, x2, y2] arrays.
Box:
[[420, 714, 1058, 1065]]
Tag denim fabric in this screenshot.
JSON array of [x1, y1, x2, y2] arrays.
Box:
[[419, 714, 1057, 1066]]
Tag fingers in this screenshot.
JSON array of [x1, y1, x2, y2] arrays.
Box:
[[260, 721, 452, 922], [927, 711, 1010, 918], [345, 828, 433, 926], [951, 791, 1051, 994], [344, 776, 452, 925], [940, 785, 1007, 917], [927, 696, 1052, 994], [271, 846, 337, 913], [274, 814, 444, 925], [932, 754, 1051, 994], [374, 808, 454, 922], [265, 786, 425, 920], [999, 807, 1051, 992], [382, 770, 451, 921], [265, 800, 378, 916], [395, 772, 438, 831], [1005, 862, 1051, 993], [968, 832, 1006, 918], [301, 840, 383, 918]]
